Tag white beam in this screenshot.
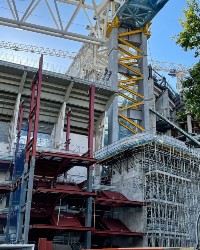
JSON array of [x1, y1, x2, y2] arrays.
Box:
[[64, 82, 74, 102], [65, 1, 82, 31], [57, 0, 93, 10], [0, 17, 105, 45], [8, 93, 21, 152], [54, 102, 66, 149], [19, 71, 27, 93]]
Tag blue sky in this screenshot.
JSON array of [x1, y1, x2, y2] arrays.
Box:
[[148, 0, 198, 66], [0, 0, 198, 85]]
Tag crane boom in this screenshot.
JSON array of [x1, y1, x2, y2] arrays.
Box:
[[149, 60, 190, 74], [0, 41, 190, 73], [0, 41, 76, 59]]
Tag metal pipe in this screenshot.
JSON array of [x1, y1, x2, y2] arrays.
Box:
[[88, 85, 95, 158], [150, 107, 200, 147], [85, 85, 95, 249], [0, 17, 106, 45]]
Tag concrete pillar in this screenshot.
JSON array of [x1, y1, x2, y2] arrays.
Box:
[[117, 29, 150, 134], [148, 78, 156, 133], [155, 89, 170, 118], [176, 71, 186, 93], [8, 70, 27, 152], [187, 114, 192, 134], [54, 102, 66, 149], [138, 33, 150, 132], [8, 93, 21, 152], [108, 27, 119, 144], [95, 112, 105, 151], [155, 89, 172, 135]]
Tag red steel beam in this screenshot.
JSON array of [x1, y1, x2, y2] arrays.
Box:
[[36, 152, 97, 162], [95, 198, 145, 206], [25, 79, 36, 163], [38, 238, 52, 250], [32, 55, 43, 157], [38, 238, 47, 250], [34, 187, 96, 196], [93, 230, 144, 236], [32, 225, 94, 231], [46, 240, 53, 250]]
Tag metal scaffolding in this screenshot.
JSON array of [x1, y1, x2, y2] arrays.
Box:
[[141, 142, 200, 247], [95, 134, 200, 247]]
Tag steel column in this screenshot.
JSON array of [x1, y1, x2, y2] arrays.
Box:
[[17, 55, 43, 243], [38, 238, 47, 250], [88, 85, 95, 158], [32, 56, 43, 156], [85, 84, 95, 249], [6, 100, 24, 242], [38, 238, 53, 250]]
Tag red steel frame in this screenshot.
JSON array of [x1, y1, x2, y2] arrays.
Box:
[[38, 238, 53, 250], [25, 55, 43, 162], [13, 66, 96, 245], [17, 55, 43, 243]]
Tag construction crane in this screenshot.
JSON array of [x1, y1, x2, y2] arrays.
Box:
[[0, 41, 76, 59], [149, 60, 190, 92], [0, 40, 190, 92]]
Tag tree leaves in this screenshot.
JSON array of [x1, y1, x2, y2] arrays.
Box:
[[176, 0, 200, 120], [182, 61, 200, 119], [176, 0, 200, 57]]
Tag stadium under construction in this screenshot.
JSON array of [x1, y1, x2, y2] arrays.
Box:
[[0, 0, 200, 249]]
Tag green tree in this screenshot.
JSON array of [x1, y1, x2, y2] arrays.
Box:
[[176, 0, 200, 57], [181, 63, 200, 119], [176, 0, 200, 119]]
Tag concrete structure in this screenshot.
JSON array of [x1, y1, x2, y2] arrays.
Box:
[[1, 55, 199, 248], [0, 59, 115, 152], [95, 133, 200, 247]]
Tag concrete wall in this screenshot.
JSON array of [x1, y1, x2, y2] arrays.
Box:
[[0, 143, 9, 154], [155, 89, 170, 118], [112, 206, 145, 233], [111, 154, 144, 201], [110, 153, 146, 246], [112, 236, 143, 248]]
